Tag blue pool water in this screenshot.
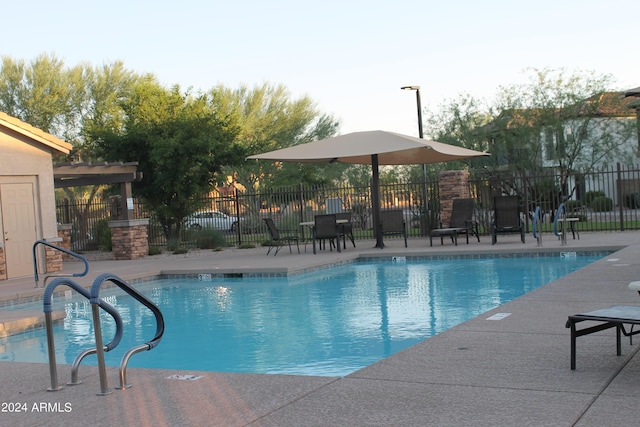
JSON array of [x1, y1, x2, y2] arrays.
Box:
[[1, 254, 605, 376]]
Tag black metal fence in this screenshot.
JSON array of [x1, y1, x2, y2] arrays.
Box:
[[57, 164, 640, 252]]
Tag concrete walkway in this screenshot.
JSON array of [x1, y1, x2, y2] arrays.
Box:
[[1, 231, 640, 426]]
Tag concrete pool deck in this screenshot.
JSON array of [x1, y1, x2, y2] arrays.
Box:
[[1, 231, 640, 426]]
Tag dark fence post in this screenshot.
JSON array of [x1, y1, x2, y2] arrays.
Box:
[[521, 170, 530, 232], [62, 199, 70, 224], [298, 183, 305, 240], [617, 163, 624, 231], [234, 187, 242, 245]]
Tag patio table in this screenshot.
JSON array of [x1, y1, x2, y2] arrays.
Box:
[[429, 227, 465, 246]]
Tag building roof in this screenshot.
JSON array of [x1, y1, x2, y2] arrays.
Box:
[[0, 111, 72, 154], [581, 91, 639, 116], [624, 86, 640, 98], [481, 91, 637, 134]]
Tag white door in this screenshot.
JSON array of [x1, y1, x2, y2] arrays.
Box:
[[1, 183, 37, 278]]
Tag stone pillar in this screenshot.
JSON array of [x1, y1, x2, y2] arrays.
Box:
[[109, 219, 150, 260], [0, 248, 6, 280], [438, 170, 471, 225], [57, 224, 73, 260], [39, 236, 64, 273]]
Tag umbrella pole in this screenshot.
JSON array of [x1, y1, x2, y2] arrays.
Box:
[[371, 154, 384, 248]]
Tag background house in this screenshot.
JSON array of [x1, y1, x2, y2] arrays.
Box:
[[0, 112, 71, 279], [483, 91, 639, 203], [539, 92, 638, 170]]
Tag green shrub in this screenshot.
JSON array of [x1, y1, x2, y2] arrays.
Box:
[[624, 192, 640, 209], [195, 228, 227, 249], [167, 238, 180, 252], [148, 246, 163, 256], [584, 191, 606, 206], [92, 219, 112, 251], [589, 196, 613, 212]]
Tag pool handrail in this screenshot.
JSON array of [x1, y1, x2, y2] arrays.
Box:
[[33, 240, 89, 288], [532, 206, 542, 247], [553, 203, 566, 236], [43, 277, 123, 392], [553, 203, 569, 246], [90, 273, 165, 392]]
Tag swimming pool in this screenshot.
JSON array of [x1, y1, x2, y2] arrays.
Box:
[[0, 253, 605, 376]]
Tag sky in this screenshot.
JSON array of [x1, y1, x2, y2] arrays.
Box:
[[2, 0, 639, 138]]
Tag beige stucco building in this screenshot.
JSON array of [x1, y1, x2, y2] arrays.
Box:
[[0, 112, 71, 279]]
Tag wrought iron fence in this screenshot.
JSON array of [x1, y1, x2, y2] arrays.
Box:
[[57, 164, 640, 252]]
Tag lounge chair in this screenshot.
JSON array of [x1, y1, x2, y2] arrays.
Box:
[[492, 195, 525, 245], [312, 214, 341, 254], [381, 209, 407, 247], [430, 198, 480, 246], [263, 218, 300, 256], [567, 306, 640, 369], [566, 280, 640, 369], [335, 212, 356, 249]]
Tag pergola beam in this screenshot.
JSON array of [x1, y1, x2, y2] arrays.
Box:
[[53, 162, 142, 220]]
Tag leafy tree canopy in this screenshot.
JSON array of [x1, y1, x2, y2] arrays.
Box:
[[91, 81, 242, 239], [426, 68, 637, 179], [209, 83, 343, 190]]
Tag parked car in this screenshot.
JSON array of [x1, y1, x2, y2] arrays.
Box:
[[185, 211, 239, 231]]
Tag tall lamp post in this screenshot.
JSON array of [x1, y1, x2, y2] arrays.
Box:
[[401, 85, 429, 236]]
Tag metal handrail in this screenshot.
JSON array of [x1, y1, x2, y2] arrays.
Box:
[[90, 273, 164, 392], [32, 240, 89, 288], [553, 203, 568, 246], [532, 206, 542, 247], [43, 277, 123, 393]]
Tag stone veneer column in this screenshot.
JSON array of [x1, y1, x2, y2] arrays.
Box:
[[44, 237, 64, 273], [0, 248, 5, 280], [437, 170, 471, 225], [57, 224, 73, 260], [108, 219, 150, 260]]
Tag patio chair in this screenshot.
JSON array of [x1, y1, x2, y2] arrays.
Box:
[[566, 282, 640, 369], [430, 198, 480, 246], [312, 214, 341, 254], [381, 209, 407, 247], [492, 195, 525, 245], [263, 218, 300, 256], [335, 211, 356, 249]]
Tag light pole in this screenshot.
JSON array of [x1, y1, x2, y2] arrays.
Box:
[[401, 85, 429, 236]]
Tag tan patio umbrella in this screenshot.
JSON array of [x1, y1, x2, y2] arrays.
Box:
[[247, 130, 489, 248]]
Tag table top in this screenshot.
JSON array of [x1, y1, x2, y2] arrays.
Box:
[[300, 219, 348, 226], [431, 227, 466, 233]]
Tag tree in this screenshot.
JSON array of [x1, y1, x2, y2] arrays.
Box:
[[208, 83, 342, 218], [0, 54, 84, 147], [91, 81, 242, 241], [0, 55, 139, 241], [209, 83, 342, 190], [496, 69, 635, 167], [493, 68, 637, 199], [0, 54, 150, 162], [427, 68, 638, 201], [425, 93, 493, 173], [80, 61, 146, 161]]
